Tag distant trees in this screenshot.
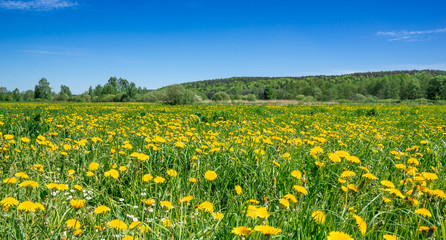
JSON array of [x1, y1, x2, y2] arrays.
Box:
[[1, 70, 446, 103], [34, 78, 52, 100]]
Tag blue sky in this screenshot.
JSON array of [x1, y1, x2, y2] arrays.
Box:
[[1, 0, 446, 94]]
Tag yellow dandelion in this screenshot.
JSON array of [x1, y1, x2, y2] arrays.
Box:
[[94, 205, 111, 214], [19, 180, 39, 189], [15, 172, 29, 179], [340, 170, 356, 179], [421, 172, 438, 181], [279, 198, 290, 208], [284, 193, 297, 203], [197, 201, 214, 212], [107, 219, 128, 230], [179, 195, 193, 203], [414, 208, 432, 218], [204, 171, 217, 181], [383, 234, 399, 240], [167, 169, 178, 177], [291, 170, 302, 179], [89, 162, 99, 171], [17, 201, 36, 212], [153, 176, 166, 184], [327, 231, 354, 240], [104, 169, 119, 179], [212, 212, 224, 220], [311, 210, 326, 224], [231, 226, 252, 236], [235, 185, 242, 195], [352, 214, 367, 235], [293, 185, 308, 195], [380, 180, 395, 188], [66, 219, 81, 229], [254, 225, 282, 235], [3, 177, 17, 184], [142, 199, 155, 206], [160, 200, 173, 210], [142, 174, 153, 182], [362, 172, 378, 180], [70, 199, 85, 209], [1, 197, 19, 208], [188, 178, 197, 183]]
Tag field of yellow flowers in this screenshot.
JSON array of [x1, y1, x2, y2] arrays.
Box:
[[0, 102, 445, 240]]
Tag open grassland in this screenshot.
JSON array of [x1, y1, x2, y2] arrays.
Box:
[[0, 103, 445, 240]]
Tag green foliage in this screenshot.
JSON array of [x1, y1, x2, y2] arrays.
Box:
[[164, 84, 196, 105], [246, 94, 256, 101], [34, 78, 52, 100], [211, 92, 230, 101], [295, 94, 305, 101]]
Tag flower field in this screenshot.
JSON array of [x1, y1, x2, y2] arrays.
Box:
[[0, 102, 445, 240]]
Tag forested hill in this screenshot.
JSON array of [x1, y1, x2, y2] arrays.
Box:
[[181, 70, 446, 101]]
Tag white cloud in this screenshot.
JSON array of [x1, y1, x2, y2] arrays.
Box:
[[376, 27, 446, 42], [0, 0, 77, 11]]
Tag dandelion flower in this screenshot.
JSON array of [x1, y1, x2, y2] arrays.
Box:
[[362, 173, 377, 180], [284, 193, 297, 203], [3, 177, 17, 184], [167, 169, 177, 177], [352, 214, 367, 235], [256, 207, 270, 218], [383, 234, 399, 240], [231, 226, 252, 236], [89, 162, 99, 171], [104, 169, 119, 179], [340, 170, 356, 179], [1, 197, 19, 207], [15, 172, 29, 179], [94, 205, 111, 214], [380, 180, 395, 189], [204, 171, 217, 181], [19, 180, 39, 189], [142, 199, 155, 206], [415, 208, 432, 218], [189, 178, 197, 183], [327, 231, 354, 240], [107, 219, 128, 230], [70, 199, 85, 209], [254, 225, 282, 235], [421, 172, 438, 181], [291, 170, 302, 179], [142, 174, 153, 182], [197, 201, 214, 212], [160, 200, 173, 210], [311, 210, 326, 224], [179, 195, 193, 203], [17, 201, 37, 212], [235, 185, 242, 195], [153, 176, 166, 184], [212, 212, 224, 220], [66, 219, 81, 229], [293, 185, 308, 195]]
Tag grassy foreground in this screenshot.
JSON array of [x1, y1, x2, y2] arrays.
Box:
[[0, 102, 445, 240]]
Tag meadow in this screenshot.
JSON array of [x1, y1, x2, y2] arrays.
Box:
[[0, 102, 445, 240]]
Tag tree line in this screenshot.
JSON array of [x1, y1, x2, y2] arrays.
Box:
[[1, 70, 446, 103], [182, 70, 446, 102]]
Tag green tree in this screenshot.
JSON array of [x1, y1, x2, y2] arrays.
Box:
[[34, 78, 52, 100], [264, 86, 275, 100], [59, 85, 72, 97], [12, 88, 22, 101], [164, 84, 196, 105]]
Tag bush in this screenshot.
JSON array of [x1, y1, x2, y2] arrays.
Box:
[[164, 84, 196, 105], [295, 95, 305, 101], [352, 94, 366, 102], [301, 96, 314, 102], [246, 94, 257, 101], [100, 94, 116, 102], [231, 94, 241, 100], [211, 92, 231, 101]]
